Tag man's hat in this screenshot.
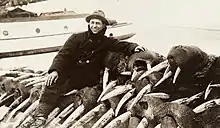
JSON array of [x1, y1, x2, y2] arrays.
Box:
[[86, 10, 109, 25]]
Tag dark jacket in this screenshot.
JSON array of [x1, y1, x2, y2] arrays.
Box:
[[48, 28, 138, 89]]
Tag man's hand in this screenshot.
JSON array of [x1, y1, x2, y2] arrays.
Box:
[[134, 46, 145, 52], [45, 71, 59, 87]]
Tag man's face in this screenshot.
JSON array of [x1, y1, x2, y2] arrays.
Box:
[[89, 19, 105, 34]]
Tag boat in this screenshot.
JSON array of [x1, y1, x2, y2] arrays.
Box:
[[0, 0, 135, 70]]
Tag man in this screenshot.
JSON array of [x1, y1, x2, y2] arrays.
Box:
[[20, 10, 144, 127]]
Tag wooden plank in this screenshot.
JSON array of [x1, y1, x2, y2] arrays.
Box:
[[0, 46, 61, 58]]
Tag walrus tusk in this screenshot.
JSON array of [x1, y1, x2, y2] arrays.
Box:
[[0, 93, 7, 101], [103, 67, 110, 90], [210, 84, 220, 87], [47, 103, 75, 127], [171, 97, 188, 104], [121, 71, 132, 75], [71, 103, 106, 128], [141, 93, 170, 101], [19, 76, 42, 85], [64, 89, 78, 96], [13, 72, 43, 81], [104, 111, 132, 128], [173, 67, 181, 84], [155, 124, 180, 128], [6, 97, 30, 123], [155, 124, 181, 128], [14, 74, 34, 82], [193, 98, 220, 114], [44, 107, 60, 127], [0, 93, 14, 107], [137, 117, 148, 128], [154, 124, 161, 128], [172, 91, 204, 105], [204, 83, 212, 100], [0, 96, 23, 121], [91, 108, 114, 128], [128, 84, 152, 110], [138, 60, 168, 80], [12, 99, 39, 128], [61, 104, 85, 128], [32, 81, 44, 88], [163, 64, 170, 77], [97, 80, 117, 102], [131, 69, 138, 81], [147, 63, 151, 70], [9, 96, 23, 110], [25, 77, 46, 87], [101, 84, 133, 102], [115, 88, 136, 116], [204, 84, 220, 100], [154, 71, 172, 88], [58, 103, 75, 119]]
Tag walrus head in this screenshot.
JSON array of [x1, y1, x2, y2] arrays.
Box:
[[127, 50, 165, 71], [167, 45, 209, 83], [167, 45, 208, 72]]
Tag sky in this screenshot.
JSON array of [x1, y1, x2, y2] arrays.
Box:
[[19, 0, 220, 29]]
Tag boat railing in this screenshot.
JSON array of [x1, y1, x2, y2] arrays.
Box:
[[0, 33, 136, 59]]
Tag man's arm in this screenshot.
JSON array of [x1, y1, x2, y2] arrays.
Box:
[[107, 38, 144, 56]]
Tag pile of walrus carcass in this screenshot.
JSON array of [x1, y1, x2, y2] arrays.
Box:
[[1, 45, 220, 128]]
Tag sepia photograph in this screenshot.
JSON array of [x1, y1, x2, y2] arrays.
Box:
[[0, 0, 220, 127]]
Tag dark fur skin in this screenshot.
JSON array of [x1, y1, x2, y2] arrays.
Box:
[[167, 45, 220, 102]]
